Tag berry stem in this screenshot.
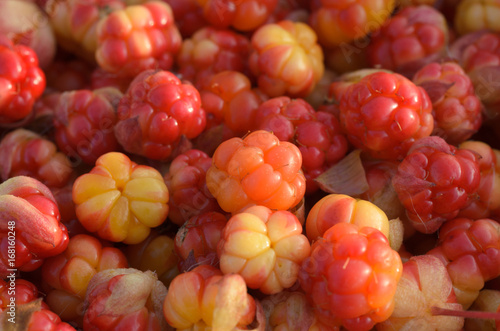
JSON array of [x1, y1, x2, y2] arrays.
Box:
[[431, 306, 500, 320]]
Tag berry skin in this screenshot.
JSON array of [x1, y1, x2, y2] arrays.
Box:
[[124, 230, 179, 287], [196, 0, 279, 32], [0, 176, 69, 278], [299, 222, 403, 331], [309, 0, 396, 49], [253, 96, 317, 143], [114, 69, 206, 161], [174, 211, 228, 273], [427, 217, 500, 309], [217, 205, 311, 294], [41, 234, 128, 324], [163, 265, 259, 330], [455, 31, 500, 74], [254, 97, 349, 190], [200, 70, 266, 136], [163, 0, 207, 38], [0, 128, 74, 189], [176, 26, 252, 90], [163, 149, 223, 226], [53, 87, 122, 165], [412, 61, 483, 145], [295, 110, 349, 194], [338, 70, 434, 160], [0, 279, 48, 312], [96, 1, 182, 77], [12, 299, 77, 331], [367, 5, 449, 78], [0, 279, 76, 330], [83, 268, 168, 331], [249, 20, 325, 98], [72, 152, 169, 244], [45, 0, 126, 62], [450, 30, 500, 118], [454, 0, 500, 36], [206, 130, 306, 214], [90, 67, 133, 93], [392, 136, 481, 234], [0, 35, 45, 124], [305, 194, 390, 243], [457, 141, 500, 219], [44, 59, 92, 93]]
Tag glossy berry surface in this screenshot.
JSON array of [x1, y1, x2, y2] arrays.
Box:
[[412, 61, 483, 145], [0, 128, 74, 189], [176, 26, 251, 90], [0, 279, 46, 311], [163, 264, 258, 329], [218, 205, 311, 294], [338, 70, 434, 160], [450, 30, 500, 118], [196, 0, 278, 32], [253, 97, 348, 194], [299, 222, 403, 331], [174, 211, 227, 273], [162, 0, 207, 38], [249, 20, 324, 98], [200, 70, 265, 136], [457, 141, 500, 219], [0, 36, 45, 124], [427, 217, 500, 309], [305, 193, 390, 243], [392, 136, 481, 234], [0, 176, 69, 278], [125, 230, 179, 287], [72, 152, 169, 244], [114, 69, 206, 161], [41, 234, 128, 323], [309, 0, 396, 48], [26, 300, 77, 331], [53, 87, 122, 165], [45, 0, 126, 62], [95, 1, 182, 77], [206, 130, 306, 214], [295, 110, 349, 194], [367, 5, 449, 77], [163, 149, 222, 226], [253, 96, 316, 143]]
